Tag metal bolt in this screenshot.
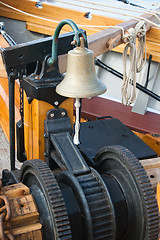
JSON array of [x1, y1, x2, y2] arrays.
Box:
[[61, 111, 66, 117], [44, 133, 49, 138], [35, 2, 43, 8], [54, 101, 59, 106], [44, 152, 48, 157], [50, 113, 54, 118]]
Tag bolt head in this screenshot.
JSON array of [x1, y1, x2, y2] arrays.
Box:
[[61, 111, 66, 117], [50, 113, 54, 118], [44, 152, 48, 157], [44, 133, 49, 138]]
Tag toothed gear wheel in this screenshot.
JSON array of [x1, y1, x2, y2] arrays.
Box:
[[95, 145, 159, 240], [76, 168, 116, 240], [20, 159, 72, 240]]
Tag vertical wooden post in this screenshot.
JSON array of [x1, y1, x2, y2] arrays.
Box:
[[24, 93, 73, 160]]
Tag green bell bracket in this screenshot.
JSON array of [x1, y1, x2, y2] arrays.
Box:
[[47, 19, 87, 67]]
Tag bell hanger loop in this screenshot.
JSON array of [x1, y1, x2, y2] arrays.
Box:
[[47, 19, 87, 67]]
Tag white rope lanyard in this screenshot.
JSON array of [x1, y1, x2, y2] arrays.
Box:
[[121, 21, 147, 106], [73, 98, 81, 145]]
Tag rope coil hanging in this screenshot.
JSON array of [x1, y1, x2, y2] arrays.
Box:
[[121, 21, 147, 106]]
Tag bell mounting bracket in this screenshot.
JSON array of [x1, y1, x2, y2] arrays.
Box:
[[44, 108, 90, 175]]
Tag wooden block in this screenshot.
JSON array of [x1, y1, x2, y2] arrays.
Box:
[[10, 195, 39, 220], [145, 168, 160, 192], [1, 183, 42, 239], [140, 158, 160, 192], [134, 131, 160, 156], [1, 182, 30, 199], [12, 224, 42, 239], [143, 134, 160, 156]]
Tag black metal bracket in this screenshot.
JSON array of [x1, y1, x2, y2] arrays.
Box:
[[0, 30, 86, 170], [44, 108, 90, 175]]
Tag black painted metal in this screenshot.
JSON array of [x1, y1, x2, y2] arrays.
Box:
[[0, 21, 16, 46], [16, 120, 27, 162], [8, 74, 15, 171], [101, 173, 128, 239], [95, 58, 160, 102], [16, 146, 159, 239], [1, 30, 86, 73], [44, 108, 89, 174], [95, 145, 159, 240], [145, 55, 152, 88], [2, 169, 20, 186], [57, 171, 92, 240], [78, 118, 157, 163], [22, 59, 67, 107], [21, 159, 72, 240]]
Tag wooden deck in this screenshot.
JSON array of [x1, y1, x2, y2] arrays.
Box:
[[0, 126, 21, 177]]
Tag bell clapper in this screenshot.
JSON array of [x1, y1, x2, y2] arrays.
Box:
[[73, 98, 81, 145]]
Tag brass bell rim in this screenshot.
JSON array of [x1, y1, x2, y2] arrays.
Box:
[[56, 82, 107, 98]]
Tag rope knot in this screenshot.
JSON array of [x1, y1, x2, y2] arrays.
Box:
[[121, 21, 146, 106]]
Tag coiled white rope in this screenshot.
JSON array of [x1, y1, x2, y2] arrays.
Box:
[[121, 21, 147, 105]]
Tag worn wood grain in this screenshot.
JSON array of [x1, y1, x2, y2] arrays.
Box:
[[0, 127, 21, 176], [1, 183, 42, 239]]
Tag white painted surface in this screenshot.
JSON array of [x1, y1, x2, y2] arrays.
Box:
[[96, 51, 160, 114]]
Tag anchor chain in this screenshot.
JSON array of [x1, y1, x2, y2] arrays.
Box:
[[0, 180, 14, 240]]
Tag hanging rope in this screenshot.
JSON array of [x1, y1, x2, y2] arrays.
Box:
[[121, 21, 147, 106], [73, 98, 81, 145]]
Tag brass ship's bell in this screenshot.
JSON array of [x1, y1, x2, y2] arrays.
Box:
[[56, 38, 107, 98]]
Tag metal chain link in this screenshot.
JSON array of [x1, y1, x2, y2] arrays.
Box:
[[0, 180, 14, 240], [19, 78, 24, 122]]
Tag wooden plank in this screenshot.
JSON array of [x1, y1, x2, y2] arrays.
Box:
[[0, 82, 20, 140], [88, 9, 160, 57], [146, 27, 160, 44], [0, 77, 20, 110], [157, 182, 160, 210], [13, 224, 42, 239], [140, 157, 160, 170], [0, 0, 159, 63], [26, 21, 70, 36], [0, 0, 122, 35], [1, 182, 30, 198]]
